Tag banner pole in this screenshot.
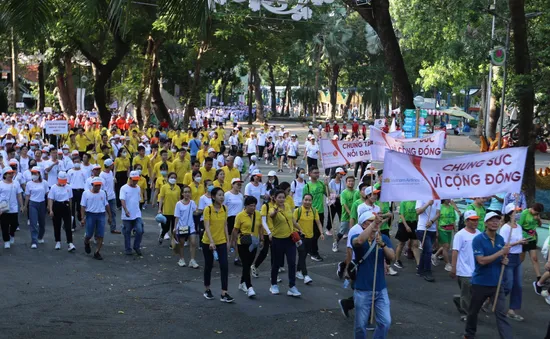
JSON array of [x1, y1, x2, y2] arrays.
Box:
[[419, 204, 433, 250], [370, 242, 379, 324]]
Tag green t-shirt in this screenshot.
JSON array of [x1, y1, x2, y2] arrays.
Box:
[[399, 201, 417, 222], [350, 198, 364, 223], [303, 181, 326, 213], [340, 189, 357, 222], [353, 190, 361, 202], [375, 201, 390, 230], [438, 204, 456, 230], [466, 204, 486, 232], [519, 209, 538, 240]]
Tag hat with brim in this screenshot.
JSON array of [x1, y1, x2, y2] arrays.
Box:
[[129, 170, 140, 181], [231, 178, 244, 185], [91, 177, 103, 186], [464, 210, 479, 220], [484, 211, 501, 222]]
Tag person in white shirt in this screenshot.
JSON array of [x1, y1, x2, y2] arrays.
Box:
[[67, 157, 87, 230], [305, 137, 320, 172], [25, 167, 50, 249], [120, 171, 144, 256], [47, 171, 76, 252], [450, 210, 482, 321], [245, 133, 259, 163], [44, 148, 61, 187], [174, 185, 200, 268], [0, 166, 24, 249], [18, 145, 31, 173], [224, 178, 245, 266], [81, 177, 113, 260], [274, 134, 286, 173], [80, 153, 95, 178], [415, 199, 441, 282], [100, 158, 119, 234], [257, 130, 266, 159], [244, 170, 266, 211], [286, 134, 299, 173], [85, 165, 104, 190], [290, 168, 307, 208], [499, 203, 528, 321]]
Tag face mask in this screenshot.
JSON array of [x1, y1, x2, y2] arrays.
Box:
[[168, 178, 177, 185], [31, 174, 39, 181], [74, 163, 81, 169], [194, 176, 202, 183], [299, 173, 305, 179], [92, 154, 98, 160], [160, 170, 168, 176], [30, 146, 36, 151], [207, 185, 215, 192], [171, 148, 177, 153], [121, 152, 127, 157], [63, 150, 69, 155]]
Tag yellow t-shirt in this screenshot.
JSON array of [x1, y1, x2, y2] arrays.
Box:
[[285, 195, 295, 209], [159, 183, 181, 216], [216, 127, 225, 141], [133, 155, 151, 177], [271, 204, 294, 239], [234, 210, 262, 245], [96, 143, 112, 155], [197, 149, 207, 165], [148, 153, 161, 168], [202, 204, 228, 245], [189, 182, 204, 205], [137, 177, 147, 203], [147, 128, 158, 139], [261, 202, 275, 231], [7, 126, 18, 136], [210, 138, 222, 153], [213, 179, 231, 193], [76, 135, 90, 152], [183, 172, 194, 186], [114, 157, 130, 172], [153, 161, 175, 179], [173, 158, 191, 184], [172, 134, 186, 149], [200, 167, 216, 183], [293, 206, 319, 239], [155, 177, 167, 190], [222, 166, 240, 185]]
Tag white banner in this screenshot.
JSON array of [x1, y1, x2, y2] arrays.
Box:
[[15, 102, 24, 108], [319, 138, 371, 168], [44, 107, 52, 113], [380, 147, 527, 202], [374, 119, 386, 129], [45, 121, 69, 135], [88, 111, 98, 119], [370, 126, 445, 161]]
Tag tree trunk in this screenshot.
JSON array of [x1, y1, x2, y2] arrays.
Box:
[[329, 63, 340, 119], [509, 0, 535, 204], [391, 81, 398, 109], [313, 44, 322, 121], [56, 72, 71, 116], [344, 89, 356, 115], [268, 62, 277, 120], [344, 0, 414, 110], [488, 95, 499, 139], [38, 60, 45, 111], [253, 66, 264, 122], [150, 38, 172, 126], [64, 54, 76, 115], [284, 69, 292, 116], [135, 36, 155, 128], [10, 29, 19, 108], [184, 41, 207, 130], [373, 82, 381, 119], [93, 69, 111, 126], [247, 71, 253, 125]]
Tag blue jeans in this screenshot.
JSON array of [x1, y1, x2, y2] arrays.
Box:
[[29, 201, 46, 244], [416, 230, 435, 274], [354, 288, 391, 339], [85, 212, 106, 238], [108, 199, 117, 231], [503, 253, 522, 310], [122, 218, 143, 253]]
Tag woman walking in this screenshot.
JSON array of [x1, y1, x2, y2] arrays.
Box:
[[434, 199, 457, 271], [114, 149, 130, 209], [326, 167, 346, 237], [305, 136, 320, 172], [295, 194, 323, 285], [290, 168, 307, 208], [274, 134, 286, 173], [174, 185, 200, 268], [286, 134, 299, 173], [519, 203, 544, 284], [25, 167, 49, 249], [158, 172, 181, 245]]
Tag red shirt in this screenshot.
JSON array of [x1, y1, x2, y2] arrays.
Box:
[[333, 124, 340, 134], [160, 121, 169, 129], [116, 118, 126, 130], [362, 125, 367, 135], [325, 123, 331, 132]]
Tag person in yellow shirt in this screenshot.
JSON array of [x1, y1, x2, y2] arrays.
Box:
[[213, 169, 231, 192], [173, 148, 191, 186], [96, 134, 112, 155], [202, 187, 232, 302], [133, 145, 152, 203], [210, 132, 222, 153], [114, 149, 131, 208], [180, 142, 191, 162], [158, 172, 181, 243], [252, 190, 277, 277], [132, 164, 148, 208], [268, 189, 303, 296], [148, 145, 161, 169], [30, 125, 41, 138], [230, 196, 262, 297], [216, 124, 225, 142], [196, 142, 210, 165], [188, 169, 204, 205], [172, 130, 186, 149], [293, 194, 323, 284], [129, 129, 140, 151], [7, 122, 18, 137], [151, 150, 174, 186], [147, 124, 158, 139], [200, 129, 210, 143], [153, 163, 169, 204], [221, 156, 241, 186], [67, 133, 78, 152], [199, 158, 216, 182], [76, 128, 92, 155]]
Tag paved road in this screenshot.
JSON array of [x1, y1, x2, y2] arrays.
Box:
[[2, 121, 549, 338]]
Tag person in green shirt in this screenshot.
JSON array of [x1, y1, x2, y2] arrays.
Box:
[[302, 166, 327, 261], [434, 199, 459, 272], [333, 176, 356, 252], [394, 200, 419, 269], [519, 203, 544, 282], [466, 198, 486, 232]]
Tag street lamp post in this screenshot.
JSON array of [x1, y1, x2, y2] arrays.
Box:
[[413, 95, 424, 138], [497, 22, 510, 150]]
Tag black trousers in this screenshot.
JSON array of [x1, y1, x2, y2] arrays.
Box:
[[227, 216, 236, 235], [311, 212, 324, 256], [297, 237, 313, 275], [258, 145, 265, 158], [465, 284, 511, 339], [143, 175, 151, 203], [71, 189, 84, 229], [161, 215, 176, 237], [354, 161, 368, 178], [326, 199, 342, 232], [0, 212, 18, 242], [53, 201, 73, 243], [238, 244, 257, 288], [115, 171, 128, 208], [254, 235, 272, 268]]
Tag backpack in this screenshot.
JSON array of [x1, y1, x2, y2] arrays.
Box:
[[296, 206, 317, 222]]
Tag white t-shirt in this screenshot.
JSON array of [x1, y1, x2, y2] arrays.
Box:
[[416, 200, 441, 231], [224, 191, 244, 217], [81, 190, 109, 213], [198, 194, 212, 221], [306, 143, 319, 159], [215, 154, 225, 170], [99, 171, 116, 200], [291, 179, 306, 207], [19, 156, 30, 173], [67, 169, 87, 189], [244, 182, 266, 211], [44, 159, 59, 187], [499, 223, 523, 254], [85, 176, 105, 191], [258, 132, 266, 146], [48, 184, 73, 202], [120, 184, 142, 220], [287, 140, 299, 157], [24, 180, 50, 202], [452, 228, 482, 277], [174, 200, 197, 233], [329, 179, 345, 195], [246, 138, 258, 154], [234, 156, 244, 172], [347, 224, 363, 260], [357, 202, 380, 220], [0, 181, 23, 213], [81, 163, 94, 178]]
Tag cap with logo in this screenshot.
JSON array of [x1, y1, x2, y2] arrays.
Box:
[[130, 171, 141, 181], [251, 169, 262, 177], [58, 171, 68, 184], [91, 177, 103, 186], [231, 178, 244, 184], [463, 210, 479, 220], [504, 203, 522, 215], [484, 211, 501, 222], [359, 211, 376, 224]]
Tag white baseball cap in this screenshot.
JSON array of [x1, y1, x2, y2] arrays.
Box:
[[130, 171, 140, 180], [104, 158, 114, 167], [359, 211, 376, 224], [268, 170, 277, 176], [91, 177, 103, 186], [251, 169, 262, 177], [208, 148, 216, 153], [504, 203, 522, 215], [484, 211, 501, 222], [464, 210, 480, 220], [364, 186, 380, 196], [335, 167, 346, 175], [251, 155, 257, 161], [231, 178, 244, 184]]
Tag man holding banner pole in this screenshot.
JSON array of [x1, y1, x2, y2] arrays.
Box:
[[415, 200, 440, 282]]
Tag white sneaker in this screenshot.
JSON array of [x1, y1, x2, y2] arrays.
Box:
[[332, 242, 338, 252], [68, 243, 76, 252], [9, 236, 14, 244], [38, 239, 45, 244], [189, 259, 199, 269], [184, 241, 188, 247], [265, 159, 268, 165], [247, 287, 256, 298], [287, 286, 301, 297], [269, 285, 280, 295], [239, 282, 248, 293], [55, 242, 61, 250], [278, 267, 286, 273], [4, 242, 11, 249], [251, 265, 259, 278], [277, 276, 282, 283], [163, 233, 170, 240], [431, 254, 439, 267], [296, 271, 304, 280], [178, 259, 186, 267], [30, 243, 37, 249], [388, 267, 398, 276], [445, 263, 453, 272], [304, 275, 313, 284]]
